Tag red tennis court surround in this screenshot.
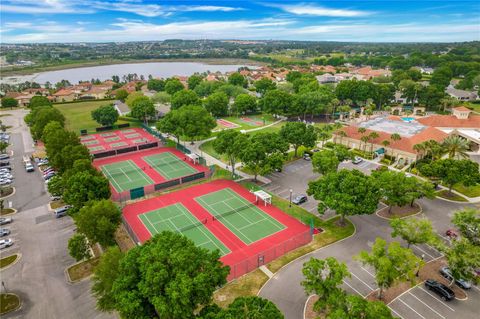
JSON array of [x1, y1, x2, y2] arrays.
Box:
[[93, 147, 210, 199], [80, 128, 157, 153], [123, 179, 312, 280]]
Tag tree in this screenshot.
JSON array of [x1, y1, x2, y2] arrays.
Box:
[[418, 85, 446, 110], [372, 170, 434, 213], [239, 140, 268, 181], [63, 171, 111, 210], [177, 105, 216, 143], [125, 92, 146, 107], [1, 97, 18, 108], [228, 72, 247, 87], [130, 98, 155, 124], [312, 150, 340, 175], [390, 218, 437, 248], [301, 257, 349, 314], [430, 67, 453, 88], [164, 78, 185, 95], [147, 78, 165, 92], [442, 135, 469, 159], [280, 122, 317, 157], [232, 93, 257, 116], [399, 79, 421, 104], [308, 169, 380, 224], [156, 110, 182, 143], [443, 238, 480, 286], [419, 159, 480, 194], [92, 246, 124, 312], [26, 106, 65, 140], [260, 89, 293, 115], [115, 89, 129, 102], [56, 144, 91, 174], [74, 199, 121, 247], [254, 78, 276, 96], [109, 232, 229, 319], [47, 175, 64, 197], [356, 238, 423, 299], [328, 294, 394, 319], [91, 104, 119, 126], [0, 141, 9, 154], [29, 95, 52, 108], [210, 296, 284, 319], [452, 208, 480, 245], [151, 91, 171, 105], [187, 74, 203, 90], [68, 233, 91, 262], [213, 130, 248, 177], [294, 89, 334, 120], [171, 90, 200, 110], [203, 91, 229, 117]]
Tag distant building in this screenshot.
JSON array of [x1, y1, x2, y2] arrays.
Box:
[[113, 100, 130, 116], [446, 86, 478, 101]]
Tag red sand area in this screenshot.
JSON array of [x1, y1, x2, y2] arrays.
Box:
[[93, 147, 209, 196], [123, 179, 311, 280], [80, 128, 157, 153]]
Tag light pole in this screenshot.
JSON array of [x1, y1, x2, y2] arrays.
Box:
[[289, 189, 293, 207], [2, 281, 7, 293]]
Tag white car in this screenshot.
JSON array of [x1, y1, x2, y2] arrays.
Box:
[[0, 173, 13, 179], [0, 238, 13, 249], [0, 179, 12, 185]]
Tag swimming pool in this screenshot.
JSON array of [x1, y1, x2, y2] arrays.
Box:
[[401, 117, 415, 122]]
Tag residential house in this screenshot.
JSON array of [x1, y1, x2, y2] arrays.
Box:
[[113, 100, 130, 116], [446, 86, 478, 101], [52, 89, 77, 102]]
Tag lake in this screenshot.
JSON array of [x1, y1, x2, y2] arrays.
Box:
[[1, 62, 252, 85]]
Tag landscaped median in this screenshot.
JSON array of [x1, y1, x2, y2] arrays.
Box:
[[213, 181, 355, 308], [0, 293, 21, 315], [0, 254, 20, 270], [436, 189, 468, 202]]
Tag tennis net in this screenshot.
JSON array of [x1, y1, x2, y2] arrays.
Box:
[[177, 218, 207, 232], [149, 158, 183, 170], [212, 202, 256, 221]]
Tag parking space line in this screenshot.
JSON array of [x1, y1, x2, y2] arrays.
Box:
[[266, 185, 281, 192], [350, 272, 375, 291], [276, 189, 290, 196], [472, 285, 480, 292], [418, 287, 455, 312], [412, 245, 434, 259], [308, 206, 317, 213], [408, 292, 446, 319], [388, 307, 405, 319], [360, 266, 375, 278], [398, 299, 427, 319], [342, 279, 366, 297]]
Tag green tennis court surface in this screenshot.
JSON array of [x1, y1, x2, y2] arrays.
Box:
[[133, 138, 148, 144], [100, 132, 116, 137], [196, 188, 285, 244], [89, 146, 105, 152], [121, 129, 136, 134], [104, 136, 121, 142], [124, 133, 141, 139], [101, 160, 153, 192], [143, 152, 197, 180], [81, 135, 96, 141], [139, 203, 230, 255], [82, 139, 99, 145], [109, 141, 128, 148]]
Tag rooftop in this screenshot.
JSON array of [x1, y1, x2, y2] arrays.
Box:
[[359, 117, 426, 137]]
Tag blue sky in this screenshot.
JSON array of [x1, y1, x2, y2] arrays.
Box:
[[0, 1, 479, 43]]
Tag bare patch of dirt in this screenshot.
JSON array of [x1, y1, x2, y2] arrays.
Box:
[[115, 224, 136, 252], [377, 203, 421, 219]]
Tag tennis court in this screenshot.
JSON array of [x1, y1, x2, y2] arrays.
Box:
[[196, 188, 285, 244], [139, 203, 230, 255], [143, 152, 197, 180], [101, 160, 153, 192], [81, 128, 157, 154]]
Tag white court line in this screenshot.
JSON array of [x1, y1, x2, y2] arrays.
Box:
[[412, 245, 434, 259], [342, 280, 366, 297], [388, 307, 405, 319], [360, 266, 375, 278], [418, 287, 455, 312], [408, 292, 446, 319], [398, 299, 426, 319], [350, 272, 375, 291]]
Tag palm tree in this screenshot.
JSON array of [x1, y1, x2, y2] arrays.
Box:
[[442, 135, 469, 159], [337, 130, 347, 145], [390, 133, 401, 160], [368, 132, 380, 154], [361, 135, 370, 153], [425, 140, 444, 160], [381, 140, 391, 158], [338, 105, 351, 121], [413, 142, 426, 160]]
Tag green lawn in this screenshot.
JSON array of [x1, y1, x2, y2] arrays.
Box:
[[0, 254, 18, 269], [0, 293, 20, 315], [436, 190, 468, 202], [453, 183, 480, 198], [54, 100, 141, 133]]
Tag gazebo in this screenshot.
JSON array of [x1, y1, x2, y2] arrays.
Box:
[[253, 190, 272, 206]]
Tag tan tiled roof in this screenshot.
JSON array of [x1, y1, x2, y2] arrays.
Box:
[[417, 114, 480, 128]]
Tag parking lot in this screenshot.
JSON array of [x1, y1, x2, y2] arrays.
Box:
[[338, 158, 381, 175]]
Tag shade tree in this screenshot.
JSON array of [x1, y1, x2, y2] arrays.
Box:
[[203, 91, 229, 117], [213, 130, 248, 177], [91, 104, 119, 126], [171, 90, 200, 110], [232, 93, 257, 116], [390, 218, 437, 248], [279, 122, 317, 157]]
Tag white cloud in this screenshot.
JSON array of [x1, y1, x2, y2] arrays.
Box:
[[1, 0, 93, 14], [179, 6, 244, 12], [273, 3, 372, 17]]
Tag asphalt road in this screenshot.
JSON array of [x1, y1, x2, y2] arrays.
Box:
[[0, 110, 114, 319], [258, 157, 480, 319]]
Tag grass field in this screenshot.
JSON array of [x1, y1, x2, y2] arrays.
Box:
[[143, 152, 197, 180], [139, 203, 230, 255], [196, 188, 285, 244], [54, 100, 141, 133], [101, 160, 153, 192]]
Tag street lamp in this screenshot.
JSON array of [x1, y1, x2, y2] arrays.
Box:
[[289, 189, 293, 207]]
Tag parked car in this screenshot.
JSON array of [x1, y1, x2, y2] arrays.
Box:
[[0, 166, 11, 171], [0, 217, 12, 225], [446, 229, 458, 239], [43, 170, 55, 176], [25, 163, 35, 172], [352, 156, 363, 164], [303, 153, 311, 161], [50, 195, 62, 201], [439, 266, 472, 289], [44, 173, 56, 180], [0, 179, 12, 186], [0, 238, 13, 249], [425, 279, 455, 301], [54, 205, 72, 218], [292, 194, 308, 205], [0, 228, 10, 237], [0, 154, 9, 160], [0, 161, 10, 167]]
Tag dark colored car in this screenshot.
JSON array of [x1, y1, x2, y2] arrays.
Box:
[[292, 195, 308, 205], [445, 229, 458, 239], [439, 266, 471, 289], [425, 279, 455, 301]]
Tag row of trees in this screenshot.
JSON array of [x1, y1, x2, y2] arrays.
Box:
[[92, 231, 283, 319]]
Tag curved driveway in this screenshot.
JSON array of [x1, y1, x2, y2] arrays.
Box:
[[259, 197, 475, 319]]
